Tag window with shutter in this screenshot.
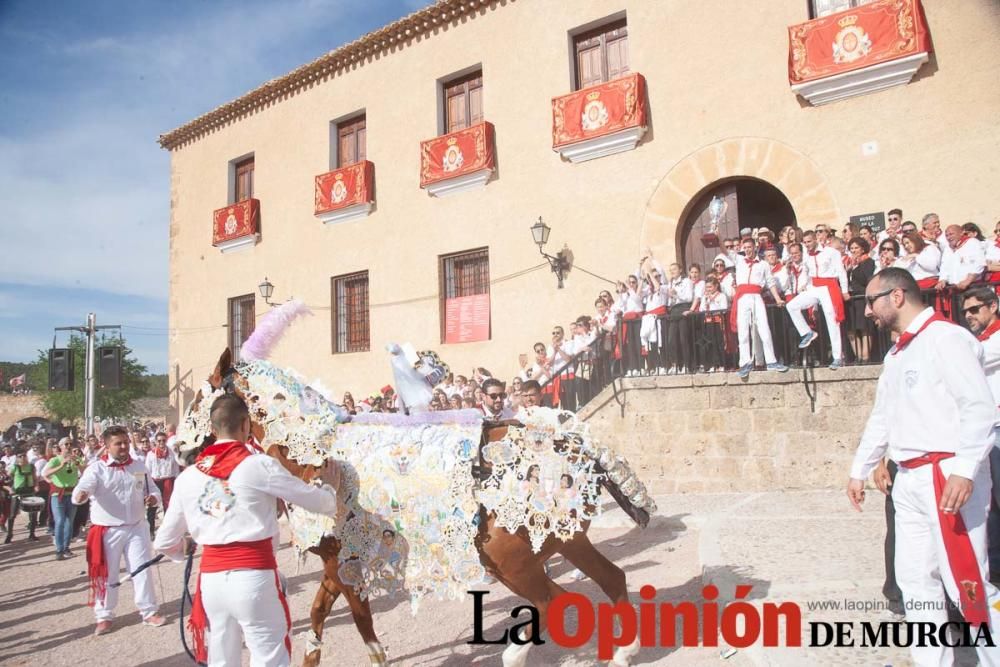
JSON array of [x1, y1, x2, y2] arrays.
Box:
[[228, 294, 256, 362], [443, 71, 483, 133], [573, 19, 629, 90], [332, 271, 370, 353], [337, 115, 367, 168], [234, 157, 254, 202]]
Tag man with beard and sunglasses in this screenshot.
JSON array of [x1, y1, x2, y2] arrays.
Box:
[[848, 269, 1000, 665]]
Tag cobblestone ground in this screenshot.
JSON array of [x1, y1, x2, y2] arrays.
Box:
[[0, 490, 981, 666]]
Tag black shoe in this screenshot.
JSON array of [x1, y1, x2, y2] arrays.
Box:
[[28, 534, 38, 541], [3, 534, 11, 545], [64, 549, 76, 557]]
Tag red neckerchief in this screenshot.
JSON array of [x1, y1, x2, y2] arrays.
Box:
[[955, 237, 971, 251], [195, 441, 254, 479], [977, 319, 1000, 342], [154, 446, 168, 459], [106, 455, 132, 469], [892, 313, 951, 354], [770, 262, 783, 274]]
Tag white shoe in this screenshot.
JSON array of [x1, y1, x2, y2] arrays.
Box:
[[656, 367, 667, 376]]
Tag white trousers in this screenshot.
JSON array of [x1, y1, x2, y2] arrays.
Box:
[[787, 287, 843, 360], [201, 568, 291, 667], [893, 459, 1000, 666], [737, 294, 776, 367], [94, 522, 158, 621]]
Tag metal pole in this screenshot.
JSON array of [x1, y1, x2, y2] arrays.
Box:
[[85, 312, 96, 436]]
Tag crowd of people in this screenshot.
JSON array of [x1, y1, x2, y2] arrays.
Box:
[[333, 211, 999, 415], [0, 421, 180, 561]]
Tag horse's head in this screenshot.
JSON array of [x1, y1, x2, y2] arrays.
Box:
[[176, 347, 265, 458]]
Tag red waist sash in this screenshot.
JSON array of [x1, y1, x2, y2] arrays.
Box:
[[916, 277, 939, 290], [729, 284, 762, 333], [812, 277, 845, 323], [899, 452, 989, 626], [86, 525, 110, 606], [644, 305, 667, 316], [622, 311, 643, 321], [189, 538, 283, 662]]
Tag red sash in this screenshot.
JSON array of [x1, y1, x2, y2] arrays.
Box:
[[188, 539, 289, 663], [644, 305, 667, 316], [195, 441, 254, 478], [728, 284, 762, 333], [86, 525, 110, 606], [899, 453, 989, 626], [812, 277, 845, 323], [916, 277, 939, 290], [987, 272, 1000, 284], [892, 313, 950, 354]]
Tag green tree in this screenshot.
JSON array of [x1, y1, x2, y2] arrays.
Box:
[[31, 336, 149, 426]]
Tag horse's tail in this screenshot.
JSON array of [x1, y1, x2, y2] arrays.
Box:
[[588, 448, 657, 528]]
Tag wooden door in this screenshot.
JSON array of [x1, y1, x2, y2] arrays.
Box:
[[682, 185, 739, 270]]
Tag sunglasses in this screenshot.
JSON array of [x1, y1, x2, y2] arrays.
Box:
[[866, 287, 905, 308], [879, 247, 894, 252], [552, 331, 562, 336], [486, 392, 506, 399], [963, 304, 986, 316]]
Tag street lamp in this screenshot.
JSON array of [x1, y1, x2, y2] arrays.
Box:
[[258, 277, 275, 306], [530, 216, 571, 289]]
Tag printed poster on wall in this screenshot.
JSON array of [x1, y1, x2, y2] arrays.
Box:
[[444, 293, 490, 344]]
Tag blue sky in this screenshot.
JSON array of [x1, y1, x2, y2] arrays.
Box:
[[0, 0, 423, 374]]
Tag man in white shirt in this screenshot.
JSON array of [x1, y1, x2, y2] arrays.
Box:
[[730, 237, 789, 378], [877, 208, 903, 244], [938, 224, 986, 292], [961, 287, 1000, 581], [848, 268, 1000, 666], [788, 230, 850, 369], [154, 394, 343, 667], [145, 432, 180, 537], [922, 212, 951, 257], [481, 378, 515, 420], [73, 425, 165, 635]]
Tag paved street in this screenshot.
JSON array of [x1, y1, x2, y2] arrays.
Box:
[[4, 488, 977, 666]]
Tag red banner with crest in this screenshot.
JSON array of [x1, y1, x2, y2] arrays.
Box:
[[419, 122, 496, 188], [212, 199, 259, 246], [551, 73, 647, 149], [788, 0, 931, 85], [315, 160, 375, 215]]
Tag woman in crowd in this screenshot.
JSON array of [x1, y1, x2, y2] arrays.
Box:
[[342, 392, 357, 415], [700, 277, 729, 372], [42, 438, 80, 560], [897, 231, 941, 290], [616, 274, 646, 377], [875, 238, 900, 274], [985, 220, 1000, 283], [845, 238, 876, 362]]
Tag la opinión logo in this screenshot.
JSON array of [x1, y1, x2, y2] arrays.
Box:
[[468, 584, 801, 660]]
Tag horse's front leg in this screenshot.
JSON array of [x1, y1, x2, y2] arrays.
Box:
[[302, 576, 339, 667]]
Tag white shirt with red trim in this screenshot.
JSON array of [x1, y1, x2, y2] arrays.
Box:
[[850, 308, 996, 481], [897, 244, 942, 280], [804, 246, 848, 291], [146, 450, 180, 480], [153, 441, 337, 562], [702, 291, 729, 312], [72, 457, 162, 527], [942, 238, 986, 285], [734, 255, 776, 290]]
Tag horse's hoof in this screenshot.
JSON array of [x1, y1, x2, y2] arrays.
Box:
[[610, 636, 641, 666], [367, 640, 388, 666]]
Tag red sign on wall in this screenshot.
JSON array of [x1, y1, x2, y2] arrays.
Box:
[[787, 0, 931, 85], [444, 293, 490, 344], [551, 73, 647, 149]]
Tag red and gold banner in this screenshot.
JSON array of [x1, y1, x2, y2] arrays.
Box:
[[444, 293, 490, 344], [314, 160, 375, 215], [551, 73, 647, 149], [420, 122, 496, 188], [212, 198, 259, 246], [788, 0, 931, 85]]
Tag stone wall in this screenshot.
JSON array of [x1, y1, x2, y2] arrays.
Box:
[[578, 366, 882, 493], [0, 395, 172, 431]]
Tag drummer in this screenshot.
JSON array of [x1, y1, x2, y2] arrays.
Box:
[[5, 451, 41, 543]]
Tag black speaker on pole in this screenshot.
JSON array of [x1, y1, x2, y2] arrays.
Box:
[[49, 348, 74, 391], [97, 346, 122, 389]]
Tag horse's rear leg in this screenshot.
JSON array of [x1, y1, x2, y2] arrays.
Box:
[[558, 533, 640, 666], [335, 582, 387, 665], [302, 577, 339, 667]]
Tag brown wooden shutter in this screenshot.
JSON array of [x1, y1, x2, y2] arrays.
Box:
[[234, 158, 254, 201]]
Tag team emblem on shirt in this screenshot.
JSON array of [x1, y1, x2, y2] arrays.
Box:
[[581, 94, 609, 132], [962, 580, 979, 603], [442, 142, 464, 173], [198, 478, 236, 518], [904, 370, 919, 389], [196, 455, 216, 473]]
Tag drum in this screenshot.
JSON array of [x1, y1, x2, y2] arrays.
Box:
[[19, 496, 45, 512]]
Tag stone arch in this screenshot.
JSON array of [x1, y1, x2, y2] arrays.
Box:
[[639, 137, 840, 263]]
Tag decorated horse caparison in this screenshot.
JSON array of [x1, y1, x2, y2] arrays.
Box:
[[177, 302, 656, 667]]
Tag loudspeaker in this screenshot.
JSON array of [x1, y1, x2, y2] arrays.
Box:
[[97, 346, 122, 390], [49, 348, 74, 391]]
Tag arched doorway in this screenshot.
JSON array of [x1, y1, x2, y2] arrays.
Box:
[[679, 178, 796, 269]]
